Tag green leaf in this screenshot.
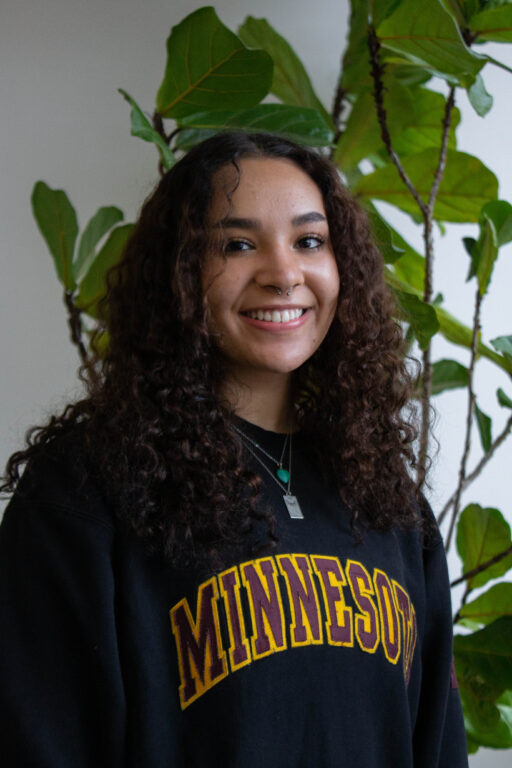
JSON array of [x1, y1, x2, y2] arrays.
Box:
[[355, 149, 498, 222], [394, 290, 440, 349], [491, 335, 512, 362], [497, 388, 512, 408], [456, 642, 512, 750], [469, 4, 512, 43], [385, 268, 512, 374], [474, 402, 493, 452], [389, 88, 460, 156], [455, 618, 512, 692], [481, 200, 512, 245], [368, 210, 405, 264], [460, 583, 512, 627], [31, 181, 78, 291], [335, 84, 412, 171], [376, 0, 485, 87], [176, 104, 333, 148], [431, 359, 468, 394], [156, 7, 273, 119], [456, 504, 512, 590], [467, 214, 498, 294], [73, 206, 124, 283], [237, 17, 331, 125], [76, 224, 134, 317], [467, 73, 494, 116], [119, 89, 175, 170]]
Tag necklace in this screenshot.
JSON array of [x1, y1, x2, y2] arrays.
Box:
[[232, 424, 290, 483], [233, 425, 304, 520]]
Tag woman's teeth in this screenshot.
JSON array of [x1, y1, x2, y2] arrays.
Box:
[[245, 308, 305, 323]]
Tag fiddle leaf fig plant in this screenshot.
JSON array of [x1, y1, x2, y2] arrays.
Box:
[[31, 1, 512, 752]]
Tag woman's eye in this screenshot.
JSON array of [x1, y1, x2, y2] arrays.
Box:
[[297, 235, 326, 250], [224, 239, 253, 254]]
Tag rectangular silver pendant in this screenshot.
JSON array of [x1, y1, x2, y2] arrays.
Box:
[[283, 494, 304, 520]]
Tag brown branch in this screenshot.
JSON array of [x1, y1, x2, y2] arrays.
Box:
[[445, 288, 483, 552], [367, 26, 427, 215], [451, 544, 512, 588], [64, 290, 88, 365], [438, 412, 512, 525], [418, 88, 456, 479], [330, 74, 347, 149], [427, 87, 456, 215]]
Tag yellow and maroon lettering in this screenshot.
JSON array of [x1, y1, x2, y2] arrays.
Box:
[[241, 558, 287, 659], [373, 569, 401, 664], [218, 567, 251, 671], [346, 559, 379, 654], [277, 554, 323, 647], [170, 577, 228, 709], [311, 556, 353, 646], [393, 580, 416, 683]]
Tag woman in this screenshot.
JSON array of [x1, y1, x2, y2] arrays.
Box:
[[0, 132, 467, 766]]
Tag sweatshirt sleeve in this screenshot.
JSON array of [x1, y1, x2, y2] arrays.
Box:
[[0, 444, 126, 767], [412, 535, 468, 767]]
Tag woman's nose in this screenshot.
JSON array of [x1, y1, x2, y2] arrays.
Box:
[[254, 242, 304, 292]]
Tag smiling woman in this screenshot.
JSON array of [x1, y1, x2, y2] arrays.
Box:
[[0, 132, 468, 766]]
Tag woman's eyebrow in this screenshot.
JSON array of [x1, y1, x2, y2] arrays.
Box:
[[214, 211, 327, 229]]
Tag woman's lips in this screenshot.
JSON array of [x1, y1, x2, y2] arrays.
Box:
[[240, 307, 310, 330]]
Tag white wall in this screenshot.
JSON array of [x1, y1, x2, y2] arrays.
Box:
[[2, 1, 511, 763]]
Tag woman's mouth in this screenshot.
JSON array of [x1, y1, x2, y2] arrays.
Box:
[[242, 308, 306, 324]]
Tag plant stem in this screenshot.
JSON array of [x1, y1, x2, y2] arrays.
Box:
[[64, 291, 89, 365], [451, 543, 512, 589], [418, 87, 456, 479], [367, 27, 427, 215], [438, 412, 512, 525], [445, 288, 483, 552], [330, 71, 347, 148]]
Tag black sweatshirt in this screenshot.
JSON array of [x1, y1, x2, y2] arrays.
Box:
[[0, 422, 468, 767]]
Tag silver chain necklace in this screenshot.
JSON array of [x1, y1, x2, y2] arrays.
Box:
[[233, 425, 304, 520]]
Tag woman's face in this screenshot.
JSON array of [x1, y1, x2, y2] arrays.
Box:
[[202, 157, 340, 383]]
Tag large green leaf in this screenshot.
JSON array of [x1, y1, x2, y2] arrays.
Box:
[[431, 358, 468, 394], [474, 402, 493, 453], [389, 87, 460, 156], [482, 200, 512, 245], [394, 290, 440, 349], [469, 4, 512, 43], [335, 84, 412, 171], [175, 105, 333, 149], [455, 618, 512, 692], [456, 504, 512, 590], [31, 181, 78, 291], [467, 214, 499, 295], [355, 149, 498, 222], [368, 210, 406, 264], [119, 90, 175, 170], [376, 0, 485, 87], [73, 206, 123, 283], [237, 17, 331, 125], [460, 583, 512, 627], [385, 268, 512, 374], [76, 224, 134, 317], [156, 7, 273, 119], [457, 648, 512, 749]]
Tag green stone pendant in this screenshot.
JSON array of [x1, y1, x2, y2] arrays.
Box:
[[276, 467, 290, 483]]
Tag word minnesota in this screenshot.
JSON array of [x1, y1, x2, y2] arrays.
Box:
[[170, 553, 417, 709]]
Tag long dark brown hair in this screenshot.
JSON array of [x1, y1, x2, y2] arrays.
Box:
[[2, 132, 427, 565]]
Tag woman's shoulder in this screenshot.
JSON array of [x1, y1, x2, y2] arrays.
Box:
[[4, 425, 115, 532]]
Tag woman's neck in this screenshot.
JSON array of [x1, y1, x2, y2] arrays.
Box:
[[219, 370, 295, 433]]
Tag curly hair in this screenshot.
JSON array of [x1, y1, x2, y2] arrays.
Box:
[[2, 132, 427, 566]]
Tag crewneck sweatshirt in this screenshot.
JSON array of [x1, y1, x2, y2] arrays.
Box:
[[0, 422, 468, 767]]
